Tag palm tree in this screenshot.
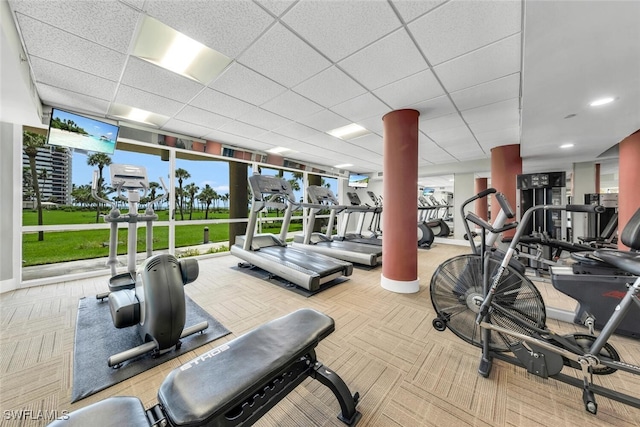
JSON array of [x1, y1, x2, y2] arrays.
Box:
[[87, 152, 112, 222], [148, 181, 161, 211], [198, 185, 216, 219], [222, 193, 230, 210], [185, 183, 199, 220], [175, 168, 191, 220], [23, 131, 46, 241]]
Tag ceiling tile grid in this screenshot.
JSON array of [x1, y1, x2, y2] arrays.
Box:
[[36, 83, 111, 116], [261, 90, 324, 122], [29, 57, 118, 102], [292, 66, 367, 108], [190, 88, 256, 120], [15, 13, 127, 82], [338, 28, 428, 91], [281, 0, 401, 63], [408, 0, 521, 66], [208, 63, 287, 106], [8, 1, 636, 178], [9, 0, 138, 53], [237, 23, 332, 88]]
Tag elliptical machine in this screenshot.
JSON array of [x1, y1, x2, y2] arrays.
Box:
[[92, 164, 208, 368]]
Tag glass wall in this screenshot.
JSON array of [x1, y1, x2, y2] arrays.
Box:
[[20, 129, 341, 283]]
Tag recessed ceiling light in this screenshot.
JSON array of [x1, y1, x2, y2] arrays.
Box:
[[560, 143, 574, 149], [267, 146, 291, 154], [133, 16, 232, 84], [327, 123, 370, 140], [334, 163, 353, 168], [108, 104, 169, 127], [589, 97, 615, 107]]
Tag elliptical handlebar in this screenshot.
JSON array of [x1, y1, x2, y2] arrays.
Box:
[[91, 170, 115, 208]]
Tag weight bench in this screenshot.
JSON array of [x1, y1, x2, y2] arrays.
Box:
[[48, 309, 361, 426]]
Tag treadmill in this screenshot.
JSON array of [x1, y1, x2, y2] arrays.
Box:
[[292, 186, 382, 266], [230, 175, 353, 291], [333, 192, 383, 246]]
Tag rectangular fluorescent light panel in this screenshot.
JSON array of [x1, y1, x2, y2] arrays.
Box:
[[334, 163, 353, 168], [133, 16, 232, 84], [108, 103, 169, 127], [327, 123, 370, 140], [267, 146, 291, 154]]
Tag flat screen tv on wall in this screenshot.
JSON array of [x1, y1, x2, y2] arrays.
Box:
[[46, 108, 119, 154], [348, 173, 369, 188]]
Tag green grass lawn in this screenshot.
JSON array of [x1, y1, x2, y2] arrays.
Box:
[[22, 208, 303, 266]]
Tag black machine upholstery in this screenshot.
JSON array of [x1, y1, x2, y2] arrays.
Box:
[[158, 308, 334, 426], [47, 396, 148, 427], [47, 309, 360, 427], [621, 208, 640, 250]]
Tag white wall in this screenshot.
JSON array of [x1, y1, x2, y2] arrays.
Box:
[[572, 162, 596, 242], [453, 173, 475, 240]]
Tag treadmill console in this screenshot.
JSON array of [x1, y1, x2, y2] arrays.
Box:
[[347, 192, 362, 206], [249, 175, 296, 202], [307, 186, 339, 205]]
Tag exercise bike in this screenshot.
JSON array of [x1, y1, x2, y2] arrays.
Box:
[[92, 164, 208, 368], [431, 190, 640, 414]]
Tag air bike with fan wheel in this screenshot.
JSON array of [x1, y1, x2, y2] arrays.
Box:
[[430, 189, 640, 415], [91, 164, 208, 368]]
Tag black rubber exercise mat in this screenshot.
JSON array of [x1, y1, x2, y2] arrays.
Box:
[[71, 295, 230, 402]]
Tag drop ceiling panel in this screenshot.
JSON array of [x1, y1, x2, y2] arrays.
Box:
[[29, 57, 117, 102], [475, 126, 520, 151], [348, 133, 383, 150], [218, 120, 269, 139], [161, 118, 216, 139], [37, 83, 111, 116], [409, 0, 521, 66], [256, 132, 300, 148], [122, 57, 205, 103], [339, 29, 428, 91], [391, 0, 447, 23], [373, 69, 444, 110], [331, 93, 390, 123], [114, 85, 184, 117], [356, 115, 384, 136], [144, 0, 274, 58], [462, 98, 520, 129], [292, 66, 367, 108], [282, 0, 400, 62], [208, 63, 287, 106], [421, 113, 467, 134], [190, 88, 255, 119], [427, 126, 476, 147], [411, 95, 457, 120], [272, 122, 318, 140], [450, 73, 521, 112], [10, 0, 138, 53], [255, 0, 295, 17], [238, 23, 331, 88], [261, 90, 324, 121], [175, 106, 233, 129], [298, 109, 351, 133], [236, 107, 293, 131], [434, 34, 521, 93], [16, 14, 126, 81]]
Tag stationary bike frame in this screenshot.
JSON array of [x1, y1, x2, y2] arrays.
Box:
[[474, 203, 640, 413]]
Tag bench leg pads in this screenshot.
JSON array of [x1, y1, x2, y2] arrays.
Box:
[[312, 362, 362, 426]]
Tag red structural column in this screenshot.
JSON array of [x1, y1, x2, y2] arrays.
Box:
[[475, 177, 488, 220], [381, 109, 420, 293], [595, 163, 601, 194], [618, 130, 640, 250], [490, 144, 522, 236]]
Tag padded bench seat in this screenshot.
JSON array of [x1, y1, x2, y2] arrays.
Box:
[[48, 308, 360, 427], [158, 308, 335, 426]]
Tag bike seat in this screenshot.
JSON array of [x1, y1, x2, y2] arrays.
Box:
[[593, 249, 640, 276]]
